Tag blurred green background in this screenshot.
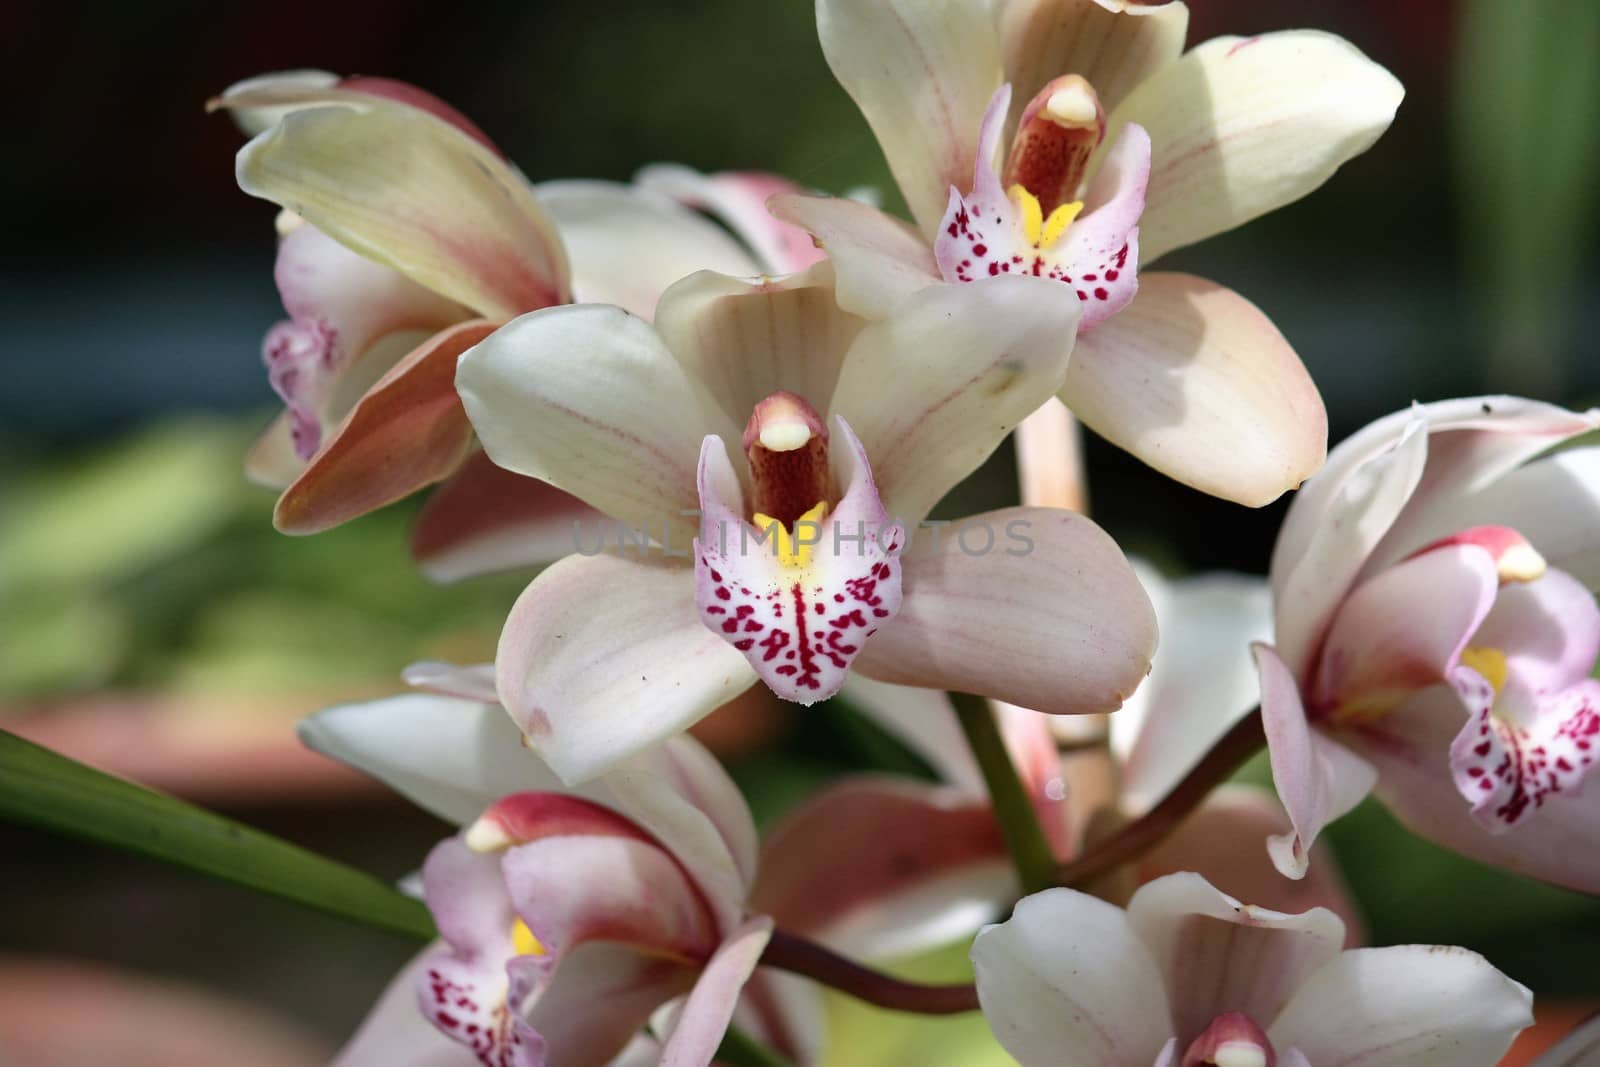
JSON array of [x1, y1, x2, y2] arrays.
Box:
[[3, 0, 1599, 1062]]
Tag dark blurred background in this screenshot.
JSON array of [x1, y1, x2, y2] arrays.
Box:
[[2, 0, 1598, 1063]]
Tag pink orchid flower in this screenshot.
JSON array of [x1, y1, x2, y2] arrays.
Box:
[[212, 72, 820, 577], [1254, 396, 1600, 892], [774, 0, 1401, 506], [299, 666, 812, 1067], [972, 873, 1531, 1067], [455, 264, 1156, 782]]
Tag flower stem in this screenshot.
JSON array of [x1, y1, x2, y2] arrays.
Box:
[[948, 691, 1058, 898], [760, 928, 979, 1014], [1057, 708, 1266, 886], [715, 1026, 796, 1067]]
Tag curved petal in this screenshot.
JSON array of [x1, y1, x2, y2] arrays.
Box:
[[817, 0, 1004, 237], [265, 224, 469, 459], [1311, 545, 1499, 718], [518, 945, 691, 1067], [1125, 871, 1344, 1051], [1138, 786, 1365, 944], [693, 422, 904, 704], [604, 737, 761, 933], [1255, 643, 1378, 879], [1269, 945, 1532, 1067], [332, 949, 469, 1067], [1352, 685, 1600, 893], [653, 265, 865, 432], [237, 101, 569, 319], [1529, 1012, 1600, 1067], [751, 777, 1010, 959], [456, 302, 737, 545], [1375, 445, 1600, 591], [1273, 409, 1429, 679], [274, 319, 495, 534], [836, 675, 983, 793], [998, 0, 1190, 122], [1061, 271, 1325, 508], [1111, 31, 1403, 262], [659, 917, 775, 1067], [767, 193, 940, 319], [1473, 568, 1600, 709], [1113, 568, 1272, 816], [634, 165, 825, 274], [500, 835, 719, 965], [830, 274, 1082, 525], [298, 693, 557, 827], [1364, 401, 1600, 575], [211, 69, 340, 137], [534, 179, 761, 319], [402, 661, 500, 703], [411, 450, 607, 583], [495, 552, 757, 784], [971, 888, 1173, 1067], [854, 506, 1158, 715]]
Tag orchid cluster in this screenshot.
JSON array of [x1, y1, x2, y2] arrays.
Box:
[[195, 2, 1600, 1065]]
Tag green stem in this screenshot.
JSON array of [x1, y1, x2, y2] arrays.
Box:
[[715, 1025, 796, 1067], [948, 691, 1057, 897]]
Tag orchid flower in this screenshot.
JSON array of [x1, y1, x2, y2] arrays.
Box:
[[298, 664, 816, 1067], [775, 0, 1402, 506], [1253, 396, 1600, 892], [454, 263, 1157, 783], [211, 71, 820, 576], [972, 873, 1532, 1067], [810, 561, 1358, 946]]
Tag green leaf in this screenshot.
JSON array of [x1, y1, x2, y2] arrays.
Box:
[[0, 729, 435, 941]]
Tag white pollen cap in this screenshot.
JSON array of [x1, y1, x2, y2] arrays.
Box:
[[464, 816, 514, 854], [1046, 83, 1098, 126], [759, 419, 814, 453], [1497, 540, 1547, 583], [1213, 1042, 1269, 1067]]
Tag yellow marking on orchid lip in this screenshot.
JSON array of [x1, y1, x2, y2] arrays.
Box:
[[1008, 185, 1080, 250], [1039, 200, 1084, 248], [1460, 645, 1508, 695], [1009, 184, 1044, 246], [512, 919, 546, 957], [752, 501, 830, 569]]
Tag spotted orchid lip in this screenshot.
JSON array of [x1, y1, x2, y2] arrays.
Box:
[[933, 85, 1149, 332], [695, 415, 904, 705]]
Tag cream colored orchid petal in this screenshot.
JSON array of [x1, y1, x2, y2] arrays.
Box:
[[535, 179, 761, 320], [456, 302, 737, 546], [1061, 271, 1326, 507], [237, 102, 571, 320], [210, 70, 341, 136], [1109, 31, 1403, 262], [817, 0, 1005, 238], [1126, 871, 1345, 1050], [999, 0, 1189, 132], [830, 273, 1081, 525], [1269, 945, 1532, 1067], [972, 888, 1174, 1067], [853, 506, 1157, 716], [652, 264, 865, 432], [767, 193, 941, 318], [495, 552, 758, 785], [635, 164, 826, 274]]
